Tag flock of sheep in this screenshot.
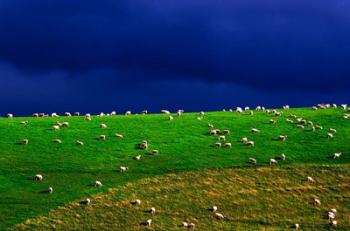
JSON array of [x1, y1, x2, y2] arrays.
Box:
[[3, 103, 349, 229]]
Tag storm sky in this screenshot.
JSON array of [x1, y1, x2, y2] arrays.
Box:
[[0, 0, 349, 115]]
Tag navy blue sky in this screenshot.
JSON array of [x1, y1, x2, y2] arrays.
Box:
[[0, 0, 349, 115]]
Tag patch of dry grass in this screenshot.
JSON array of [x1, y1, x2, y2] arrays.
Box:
[[13, 165, 350, 230]]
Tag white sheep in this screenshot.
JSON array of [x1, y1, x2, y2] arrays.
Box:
[[279, 135, 287, 141], [61, 122, 69, 127], [53, 139, 62, 144], [100, 123, 107, 128], [74, 112, 80, 116], [249, 111, 254, 116], [280, 153, 286, 161], [115, 133, 124, 138], [95, 181, 103, 187], [214, 142, 222, 148], [297, 125, 304, 129], [236, 107, 243, 113], [32, 113, 39, 117], [269, 159, 278, 165], [146, 219, 152, 226], [133, 199, 141, 205], [65, 112, 72, 117], [327, 133, 334, 139], [241, 137, 249, 144], [149, 207, 156, 214], [21, 139, 29, 145], [328, 211, 335, 221], [329, 128, 337, 133], [286, 118, 294, 123], [341, 104, 347, 110], [246, 141, 255, 147], [283, 105, 290, 110], [168, 115, 174, 121], [244, 106, 250, 111], [307, 176, 315, 183], [314, 198, 321, 205], [125, 111, 132, 115], [333, 152, 342, 159], [81, 198, 91, 205], [251, 128, 260, 133], [222, 129, 230, 135], [330, 220, 337, 227], [214, 212, 224, 220], [76, 140, 84, 146], [99, 135, 106, 140], [120, 166, 128, 172], [224, 142, 232, 148], [134, 155, 141, 161], [218, 135, 226, 141], [187, 223, 195, 229], [151, 150, 159, 155], [34, 174, 43, 181], [293, 223, 299, 229], [315, 125, 323, 129], [209, 129, 218, 135], [211, 205, 218, 212], [182, 222, 189, 227], [7, 113, 13, 118], [161, 109, 170, 114], [52, 125, 60, 130], [249, 157, 257, 164], [208, 123, 214, 128], [138, 140, 148, 150], [110, 111, 116, 116], [269, 119, 277, 124], [20, 121, 28, 125]]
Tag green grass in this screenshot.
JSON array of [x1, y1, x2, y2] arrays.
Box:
[[0, 107, 349, 230]]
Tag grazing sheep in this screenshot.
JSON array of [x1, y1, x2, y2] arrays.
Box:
[[297, 125, 304, 129], [224, 142, 232, 148], [32, 113, 39, 117], [110, 111, 116, 116], [134, 155, 141, 160], [251, 128, 260, 133], [275, 111, 283, 116], [283, 105, 290, 110], [115, 133, 124, 138], [95, 181, 103, 187], [51, 112, 59, 117], [307, 121, 314, 126], [176, 110, 183, 116], [327, 133, 334, 139], [293, 223, 299, 229], [244, 106, 250, 111], [249, 157, 257, 164], [279, 135, 287, 141], [286, 118, 294, 123], [280, 153, 286, 160], [48, 186, 53, 194], [100, 123, 107, 128], [146, 219, 152, 227], [76, 140, 84, 146], [85, 114, 92, 121], [214, 142, 222, 148], [98, 135, 106, 141], [199, 111, 205, 117], [209, 129, 219, 135], [333, 152, 342, 159], [241, 137, 249, 144], [329, 128, 337, 133], [161, 109, 170, 114], [133, 199, 141, 205], [208, 123, 214, 128], [210, 206, 218, 212], [328, 211, 335, 221], [7, 113, 13, 118], [312, 106, 318, 110], [141, 110, 148, 114], [330, 208, 337, 213], [125, 111, 132, 115], [149, 207, 156, 214], [74, 112, 80, 116], [151, 150, 159, 155], [256, 106, 262, 110], [65, 112, 72, 117], [81, 198, 91, 205], [187, 223, 195, 229], [311, 126, 316, 132], [182, 222, 189, 227], [20, 121, 28, 125], [341, 104, 347, 110], [52, 125, 60, 130], [61, 122, 69, 127], [330, 220, 337, 227], [138, 140, 148, 150], [314, 198, 321, 205], [53, 139, 62, 144], [21, 139, 29, 145], [120, 166, 128, 172], [168, 115, 174, 121], [34, 174, 43, 181], [249, 111, 254, 116], [246, 141, 255, 147], [214, 212, 224, 220], [307, 176, 315, 183], [218, 135, 226, 141], [222, 129, 230, 135], [269, 119, 277, 124], [315, 125, 323, 130], [269, 159, 278, 165], [236, 107, 243, 113]]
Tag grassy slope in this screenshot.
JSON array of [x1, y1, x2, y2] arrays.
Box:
[[13, 166, 350, 231], [0, 108, 349, 229]]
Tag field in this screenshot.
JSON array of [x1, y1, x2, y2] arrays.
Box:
[[0, 107, 349, 230]]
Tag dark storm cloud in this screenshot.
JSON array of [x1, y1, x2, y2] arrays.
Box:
[[1, 0, 350, 90], [0, 1, 349, 115]]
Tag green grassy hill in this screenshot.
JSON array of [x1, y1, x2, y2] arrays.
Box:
[[0, 107, 349, 230]]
